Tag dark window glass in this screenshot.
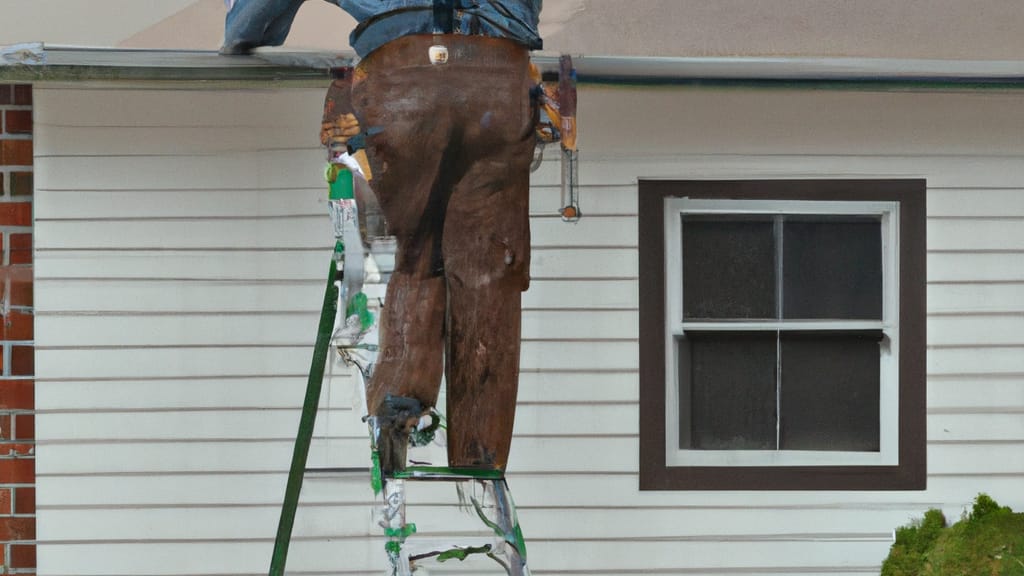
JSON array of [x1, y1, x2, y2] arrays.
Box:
[[682, 217, 776, 320], [682, 332, 777, 450], [779, 333, 881, 451], [782, 218, 882, 320]]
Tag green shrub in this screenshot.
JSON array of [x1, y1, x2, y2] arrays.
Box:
[[881, 494, 1024, 576]]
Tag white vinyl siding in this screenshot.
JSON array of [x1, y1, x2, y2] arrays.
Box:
[[33, 84, 1024, 576]]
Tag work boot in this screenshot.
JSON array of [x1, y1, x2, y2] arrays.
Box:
[[373, 394, 424, 476]]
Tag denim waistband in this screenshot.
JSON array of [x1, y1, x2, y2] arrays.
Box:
[[354, 34, 530, 77]]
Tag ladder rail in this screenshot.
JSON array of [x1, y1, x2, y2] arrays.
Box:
[[268, 260, 339, 576]]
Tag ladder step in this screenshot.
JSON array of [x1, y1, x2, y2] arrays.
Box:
[[390, 466, 505, 481]]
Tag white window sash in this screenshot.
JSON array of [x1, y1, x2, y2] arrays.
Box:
[[664, 197, 901, 468]]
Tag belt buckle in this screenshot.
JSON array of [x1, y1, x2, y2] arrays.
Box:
[[428, 44, 449, 65]]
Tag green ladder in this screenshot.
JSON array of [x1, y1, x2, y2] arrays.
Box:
[[267, 261, 531, 576]]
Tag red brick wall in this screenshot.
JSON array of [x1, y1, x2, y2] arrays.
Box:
[[0, 84, 35, 575]]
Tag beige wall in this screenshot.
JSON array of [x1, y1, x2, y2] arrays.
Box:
[[4, 0, 1024, 59]]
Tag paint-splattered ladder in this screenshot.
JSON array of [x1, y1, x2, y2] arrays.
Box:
[[375, 466, 531, 575]]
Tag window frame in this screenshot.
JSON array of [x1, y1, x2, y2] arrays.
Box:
[[638, 179, 926, 490]]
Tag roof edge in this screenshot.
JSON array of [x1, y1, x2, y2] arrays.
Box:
[[4, 45, 1024, 88]]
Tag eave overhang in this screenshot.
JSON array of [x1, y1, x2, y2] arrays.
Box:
[[4, 44, 1024, 90]]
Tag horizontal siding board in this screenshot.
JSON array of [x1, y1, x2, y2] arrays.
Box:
[[36, 281, 328, 313], [34, 437, 1023, 476], [34, 184, 1004, 233], [36, 473, 361, 507], [928, 189, 1024, 217], [32, 125, 322, 156], [928, 284, 1024, 313], [35, 540, 382, 575], [928, 346, 1024, 375], [39, 505, 917, 542], [34, 371, 638, 410], [532, 541, 893, 572], [35, 439, 365, 475], [36, 404, 639, 442], [515, 474, 1024, 512], [34, 199, 616, 247], [33, 182, 621, 222], [40, 506, 375, 541], [533, 155, 1024, 188], [927, 413, 1024, 442], [36, 347, 321, 379], [35, 250, 331, 281], [37, 472, 1024, 513], [527, 340, 639, 370], [36, 409, 361, 442], [34, 437, 640, 475], [34, 248, 636, 281], [523, 278, 638, 309], [36, 341, 637, 379], [35, 376, 354, 411], [529, 215, 637, 247], [927, 377, 1024, 409], [34, 153, 326, 191], [35, 539, 893, 574], [516, 371, 639, 403], [536, 184, 1024, 220], [35, 189, 325, 219], [928, 443, 1024, 474], [36, 218, 333, 250], [530, 184, 638, 216], [927, 315, 1024, 346], [927, 253, 1024, 282], [530, 248, 638, 278], [35, 314, 322, 347], [928, 218, 1024, 251], [37, 408, 1018, 466], [35, 278, 638, 312], [579, 88, 1024, 159], [35, 310, 638, 346], [35, 87, 325, 129]]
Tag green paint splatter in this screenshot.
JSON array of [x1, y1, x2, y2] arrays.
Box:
[[437, 545, 492, 562], [326, 164, 354, 199], [346, 292, 374, 331], [384, 524, 417, 539], [513, 520, 527, 562], [370, 451, 382, 495]]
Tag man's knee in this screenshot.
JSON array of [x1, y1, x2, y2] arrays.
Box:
[[446, 234, 529, 291]]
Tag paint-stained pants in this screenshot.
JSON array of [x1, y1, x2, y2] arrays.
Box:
[[352, 35, 535, 471]]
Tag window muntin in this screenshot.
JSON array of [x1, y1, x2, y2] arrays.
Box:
[[664, 199, 900, 467]]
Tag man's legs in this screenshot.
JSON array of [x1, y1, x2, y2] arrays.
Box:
[[439, 43, 535, 465], [352, 69, 454, 473], [352, 34, 533, 471], [442, 138, 533, 469]]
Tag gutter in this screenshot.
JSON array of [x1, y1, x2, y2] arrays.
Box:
[[4, 43, 1024, 89]]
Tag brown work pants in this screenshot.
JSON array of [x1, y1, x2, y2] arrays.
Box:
[[352, 35, 535, 470]]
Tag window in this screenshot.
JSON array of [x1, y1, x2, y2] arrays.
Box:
[[639, 180, 926, 490]]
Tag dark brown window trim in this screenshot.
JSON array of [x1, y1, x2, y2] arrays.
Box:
[[638, 179, 927, 490]]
